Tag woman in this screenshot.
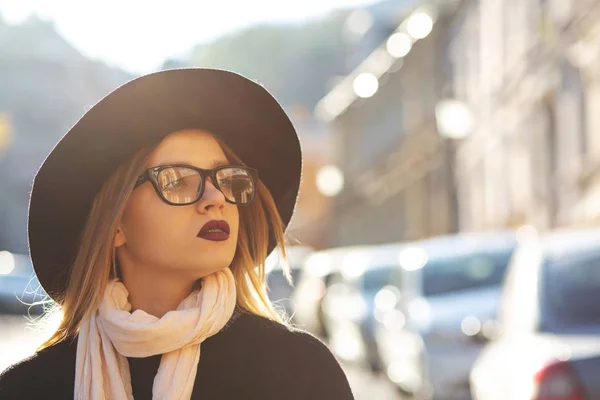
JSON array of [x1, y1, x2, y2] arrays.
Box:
[[0, 69, 354, 399]]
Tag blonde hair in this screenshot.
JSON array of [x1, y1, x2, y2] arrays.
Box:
[[36, 134, 292, 351]]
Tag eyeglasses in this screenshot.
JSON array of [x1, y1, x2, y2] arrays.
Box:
[[134, 164, 258, 206]]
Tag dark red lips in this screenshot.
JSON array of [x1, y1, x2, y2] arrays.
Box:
[[197, 220, 230, 242]]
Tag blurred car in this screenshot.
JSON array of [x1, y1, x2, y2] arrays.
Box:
[[292, 248, 347, 340], [374, 232, 517, 400], [470, 228, 600, 400], [265, 245, 313, 320], [0, 251, 46, 314], [319, 244, 405, 372]]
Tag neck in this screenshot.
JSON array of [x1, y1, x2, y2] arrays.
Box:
[[120, 270, 200, 319]]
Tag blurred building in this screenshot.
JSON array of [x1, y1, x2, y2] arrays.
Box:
[[342, 0, 416, 69], [286, 0, 422, 250], [284, 107, 336, 249], [315, 2, 460, 247], [448, 0, 600, 232]]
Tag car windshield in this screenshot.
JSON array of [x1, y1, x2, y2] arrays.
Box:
[[544, 251, 600, 329], [361, 265, 394, 292], [422, 247, 514, 297], [266, 268, 302, 300]]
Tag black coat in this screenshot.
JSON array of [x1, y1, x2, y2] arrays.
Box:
[[0, 308, 354, 399]]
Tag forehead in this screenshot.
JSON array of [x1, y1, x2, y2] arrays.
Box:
[[147, 129, 228, 167]]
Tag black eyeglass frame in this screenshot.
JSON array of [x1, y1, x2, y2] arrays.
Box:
[[134, 164, 259, 206]]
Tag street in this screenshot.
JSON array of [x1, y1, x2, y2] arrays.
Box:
[[0, 314, 54, 372], [0, 314, 400, 399]]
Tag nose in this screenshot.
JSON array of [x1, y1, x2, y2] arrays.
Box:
[[196, 178, 226, 212]]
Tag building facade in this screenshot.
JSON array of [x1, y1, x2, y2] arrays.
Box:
[[315, 0, 600, 248], [316, 5, 459, 247], [449, 0, 600, 232], [284, 110, 336, 250]]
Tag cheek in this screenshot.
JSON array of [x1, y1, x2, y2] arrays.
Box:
[[227, 205, 240, 240], [121, 195, 187, 251]]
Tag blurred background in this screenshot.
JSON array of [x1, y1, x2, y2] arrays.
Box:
[[2, 0, 600, 399]]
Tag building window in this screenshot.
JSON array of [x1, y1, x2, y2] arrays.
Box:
[[507, 130, 532, 219], [560, 62, 587, 157], [484, 134, 510, 226], [428, 165, 451, 235], [533, 101, 558, 227]]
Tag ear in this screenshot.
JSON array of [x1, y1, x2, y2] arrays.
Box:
[[114, 227, 126, 248]]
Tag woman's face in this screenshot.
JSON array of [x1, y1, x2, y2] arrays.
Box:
[[115, 129, 240, 281]]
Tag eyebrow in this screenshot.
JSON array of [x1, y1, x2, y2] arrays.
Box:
[[155, 160, 230, 169], [210, 160, 230, 168]]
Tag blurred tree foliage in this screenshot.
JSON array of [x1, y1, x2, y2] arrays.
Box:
[[184, 0, 412, 111], [0, 15, 132, 252], [186, 13, 350, 111]]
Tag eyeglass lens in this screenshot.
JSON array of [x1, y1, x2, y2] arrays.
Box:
[[156, 166, 255, 204]]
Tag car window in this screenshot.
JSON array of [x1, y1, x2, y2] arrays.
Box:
[[361, 265, 395, 292], [267, 269, 302, 289], [267, 269, 302, 301], [422, 248, 514, 297], [543, 251, 600, 329]]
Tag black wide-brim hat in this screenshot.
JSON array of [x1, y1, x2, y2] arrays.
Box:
[[28, 68, 302, 302]]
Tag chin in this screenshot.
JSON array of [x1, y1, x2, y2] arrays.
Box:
[[190, 255, 235, 275]]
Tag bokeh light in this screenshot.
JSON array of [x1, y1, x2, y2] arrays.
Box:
[[353, 72, 379, 98]]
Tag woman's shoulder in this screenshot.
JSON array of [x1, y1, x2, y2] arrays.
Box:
[[233, 309, 332, 354], [0, 337, 77, 398], [224, 310, 354, 399]]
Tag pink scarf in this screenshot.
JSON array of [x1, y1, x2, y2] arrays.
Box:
[[75, 268, 237, 399]]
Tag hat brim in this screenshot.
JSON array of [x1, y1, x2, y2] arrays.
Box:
[[28, 68, 301, 302]]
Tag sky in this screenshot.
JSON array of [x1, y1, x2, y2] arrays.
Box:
[[0, 0, 379, 74]]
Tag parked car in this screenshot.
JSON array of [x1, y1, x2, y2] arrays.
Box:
[[292, 248, 349, 340], [375, 232, 517, 400], [265, 245, 313, 321], [319, 244, 405, 372], [0, 251, 46, 314], [470, 228, 600, 400]]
